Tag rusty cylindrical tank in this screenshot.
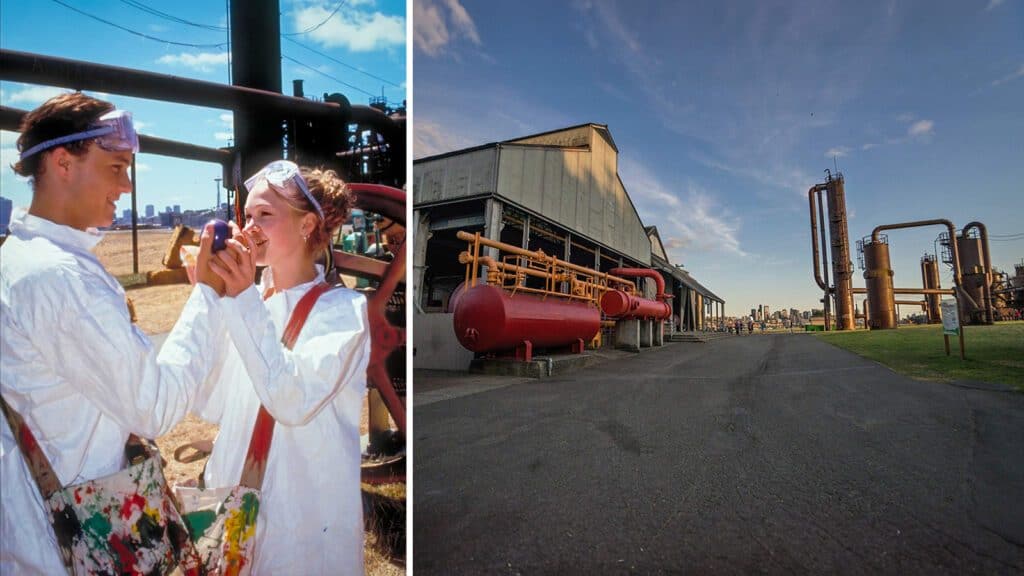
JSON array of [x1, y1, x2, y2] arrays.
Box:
[[826, 174, 857, 330], [863, 238, 896, 329], [956, 232, 988, 324], [920, 254, 942, 323], [452, 284, 600, 353], [600, 290, 671, 320]]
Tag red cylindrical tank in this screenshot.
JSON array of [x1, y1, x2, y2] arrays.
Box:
[[600, 289, 671, 320], [452, 284, 601, 353]]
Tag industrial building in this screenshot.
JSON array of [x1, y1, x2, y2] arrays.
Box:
[[413, 123, 724, 370]]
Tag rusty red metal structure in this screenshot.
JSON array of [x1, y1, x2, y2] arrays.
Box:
[[453, 231, 630, 361], [601, 267, 671, 320], [957, 222, 994, 325], [808, 171, 856, 330], [453, 284, 600, 361], [920, 254, 943, 323]]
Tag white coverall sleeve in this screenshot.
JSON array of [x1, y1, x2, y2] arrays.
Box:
[[48, 271, 224, 438], [188, 329, 233, 425], [221, 285, 369, 426]]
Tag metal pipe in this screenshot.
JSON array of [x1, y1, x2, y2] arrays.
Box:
[[608, 268, 668, 300], [1, 105, 231, 165], [892, 288, 955, 295], [894, 300, 927, 307], [825, 175, 856, 330], [816, 186, 833, 329], [456, 230, 633, 288], [962, 221, 994, 324], [0, 49, 401, 146], [871, 219, 962, 289], [808, 184, 829, 292]]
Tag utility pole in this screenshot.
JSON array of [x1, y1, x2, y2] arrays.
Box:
[[214, 177, 222, 219]]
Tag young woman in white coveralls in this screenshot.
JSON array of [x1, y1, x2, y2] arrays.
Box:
[[194, 161, 370, 575]]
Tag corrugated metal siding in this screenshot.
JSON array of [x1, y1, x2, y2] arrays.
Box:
[[496, 127, 650, 264], [413, 146, 498, 204], [507, 125, 591, 148]]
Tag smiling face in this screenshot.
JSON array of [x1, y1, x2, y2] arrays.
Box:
[[61, 145, 133, 230], [242, 180, 318, 268]]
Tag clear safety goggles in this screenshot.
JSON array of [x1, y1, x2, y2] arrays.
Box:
[[19, 110, 139, 160], [244, 160, 324, 221]]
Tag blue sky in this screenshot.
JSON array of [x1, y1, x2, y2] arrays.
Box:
[[414, 0, 1023, 316], [1, 0, 406, 216]]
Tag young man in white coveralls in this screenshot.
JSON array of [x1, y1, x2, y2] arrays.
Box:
[[0, 92, 224, 573]]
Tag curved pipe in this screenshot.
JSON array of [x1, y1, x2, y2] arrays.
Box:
[[608, 268, 668, 300], [808, 184, 829, 291], [871, 219, 963, 293], [962, 221, 994, 323]]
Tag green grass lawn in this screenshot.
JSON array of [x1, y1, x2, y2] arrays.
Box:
[[816, 321, 1024, 390]]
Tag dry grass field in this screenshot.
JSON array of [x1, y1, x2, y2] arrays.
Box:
[[96, 229, 405, 575]]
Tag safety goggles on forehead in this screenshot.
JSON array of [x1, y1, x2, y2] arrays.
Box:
[[19, 110, 139, 160], [244, 160, 324, 221]]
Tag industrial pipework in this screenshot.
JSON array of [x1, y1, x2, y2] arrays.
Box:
[[601, 268, 672, 320], [808, 171, 856, 330], [958, 222, 994, 324], [452, 230, 634, 361], [867, 219, 966, 330], [920, 254, 942, 323]]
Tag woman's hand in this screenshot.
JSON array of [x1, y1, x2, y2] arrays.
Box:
[[196, 223, 226, 295], [209, 231, 256, 297]]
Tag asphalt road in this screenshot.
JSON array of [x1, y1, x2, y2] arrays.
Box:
[[413, 334, 1024, 574]]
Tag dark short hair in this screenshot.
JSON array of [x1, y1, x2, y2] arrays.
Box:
[[11, 92, 115, 181]]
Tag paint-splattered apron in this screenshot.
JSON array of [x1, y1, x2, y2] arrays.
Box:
[[0, 400, 200, 575], [173, 282, 332, 576]]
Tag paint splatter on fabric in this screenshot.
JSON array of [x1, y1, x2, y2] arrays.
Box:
[[175, 485, 260, 576], [46, 454, 200, 575]]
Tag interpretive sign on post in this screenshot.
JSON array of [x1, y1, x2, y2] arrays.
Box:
[[940, 298, 964, 359], [941, 299, 959, 336]]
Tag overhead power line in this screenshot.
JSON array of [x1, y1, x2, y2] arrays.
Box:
[[50, 0, 228, 48], [283, 36, 400, 89], [283, 0, 349, 36], [282, 54, 375, 98], [117, 0, 227, 31]]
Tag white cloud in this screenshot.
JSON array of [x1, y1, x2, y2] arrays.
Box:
[[692, 152, 818, 199], [442, 0, 480, 45], [620, 157, 746, 257], [907, 119, 934, 137], [1, 131, 19, 148], [0, 147, 19, 166], [135, 163, 151, 172], [3, 85, 74, 106], [133, 120, 151, 131], [825, 146, 850, 158], [157, 52, 229, 73], [991, 63, 1024, 87], [861, 142, 877, 151], [212, 114, 233, 142], [295, 4, 405, 52], [413, 119, 475, 158], [414, 0, 480, 56], [985, 0, 1005, 11]]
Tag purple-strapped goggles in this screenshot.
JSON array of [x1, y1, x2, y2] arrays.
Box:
[[19, 110, 139, 160]]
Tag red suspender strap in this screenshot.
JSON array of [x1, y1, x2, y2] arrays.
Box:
[[239, 282, 332, 490], [0, 394, 63, 498]]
